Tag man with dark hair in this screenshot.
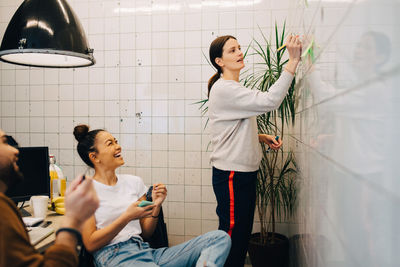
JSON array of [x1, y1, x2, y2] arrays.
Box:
[[0, 129, 99, 266]]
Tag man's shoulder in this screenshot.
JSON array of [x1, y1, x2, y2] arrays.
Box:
[[0, 193, 17, 214], [0, 193, 25, 232]]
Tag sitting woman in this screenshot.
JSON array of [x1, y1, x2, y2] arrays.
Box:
[[74, 124, 231, 267]]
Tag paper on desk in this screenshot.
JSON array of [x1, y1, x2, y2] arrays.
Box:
[[23, 217, 43, 226]]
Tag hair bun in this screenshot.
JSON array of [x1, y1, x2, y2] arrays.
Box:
[[73, 124, 90, 142]]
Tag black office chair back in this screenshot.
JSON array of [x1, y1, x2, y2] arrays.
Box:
[[144, 185, 169, 248]]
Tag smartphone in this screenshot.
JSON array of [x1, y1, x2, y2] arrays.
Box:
[[40, 221, 52, 228], [138, 200, 154, 207]]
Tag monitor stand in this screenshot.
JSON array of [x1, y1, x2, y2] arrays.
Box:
[[14, 201, 32, 217], [19, 207, 32, 217]]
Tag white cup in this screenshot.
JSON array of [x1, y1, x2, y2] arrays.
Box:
[[30, 196, 49, 219]]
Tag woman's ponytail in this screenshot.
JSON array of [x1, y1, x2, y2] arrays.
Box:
[[208, 71, 221, 97], [208, 35, 236, 98]]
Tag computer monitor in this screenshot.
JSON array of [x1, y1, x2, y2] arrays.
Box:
[[6, 147, 50, 204]]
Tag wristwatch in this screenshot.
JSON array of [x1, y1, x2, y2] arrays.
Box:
[[55, 227, 82, 254]]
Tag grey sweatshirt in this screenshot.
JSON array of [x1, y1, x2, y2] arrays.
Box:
[[208, 71, 294, 172]]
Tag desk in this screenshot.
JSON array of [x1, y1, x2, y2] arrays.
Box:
[[24, 205, 64, 253]]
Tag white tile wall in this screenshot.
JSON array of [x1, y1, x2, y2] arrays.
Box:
[[1, 1, 399, 261]]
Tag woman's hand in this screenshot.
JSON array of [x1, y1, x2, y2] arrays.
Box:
[[125, 201, 155, 221], [152, 183, 167, 206], [258, 134, 282, 150], [139, 184, 167, 238], [285, 35, 302, 74], [286, 35, 302, 62]]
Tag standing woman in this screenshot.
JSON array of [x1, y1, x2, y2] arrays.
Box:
[[208, 35, 301, 267]]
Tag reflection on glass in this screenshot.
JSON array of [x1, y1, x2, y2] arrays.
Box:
[[291, 0, 399, 266]]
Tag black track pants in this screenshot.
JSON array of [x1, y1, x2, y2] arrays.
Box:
[[212, 167, 257, 267]]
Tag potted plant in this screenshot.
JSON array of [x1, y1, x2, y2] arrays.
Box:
[[242, 22, 298, 267]]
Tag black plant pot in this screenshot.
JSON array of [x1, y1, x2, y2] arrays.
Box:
[[248, 232, 289, 267]]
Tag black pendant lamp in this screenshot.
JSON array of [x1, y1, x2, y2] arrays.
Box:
[[0, 0, 95, 68]]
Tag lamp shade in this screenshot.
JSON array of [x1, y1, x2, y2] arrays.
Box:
[[0, 0, 95, 68]]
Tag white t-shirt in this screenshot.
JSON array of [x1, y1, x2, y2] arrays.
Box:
[[92, 174, 148, 246]]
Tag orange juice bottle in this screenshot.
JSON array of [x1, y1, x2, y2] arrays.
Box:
[[49, 155, 59, 202], [59, 177, 66, 196]]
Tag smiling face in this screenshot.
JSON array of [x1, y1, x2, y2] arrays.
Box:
[[216, 38, 245, 73], [90, 131, 124, 170]]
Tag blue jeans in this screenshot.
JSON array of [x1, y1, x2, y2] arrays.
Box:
[[93, 230, 231, 267]]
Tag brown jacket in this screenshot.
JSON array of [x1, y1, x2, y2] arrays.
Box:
[[0, 193, 78, 267]]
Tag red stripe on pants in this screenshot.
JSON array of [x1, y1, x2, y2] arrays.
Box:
[[227, 171, 235, 236]]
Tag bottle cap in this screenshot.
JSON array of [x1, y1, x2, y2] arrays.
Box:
[[49, 154, 56, 164]]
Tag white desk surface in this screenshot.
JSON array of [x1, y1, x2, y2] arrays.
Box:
[[24, 205, 64, 253]]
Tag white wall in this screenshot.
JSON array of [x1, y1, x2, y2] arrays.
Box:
[[0, 0, 282, 246], [0, 0, 399, 264]]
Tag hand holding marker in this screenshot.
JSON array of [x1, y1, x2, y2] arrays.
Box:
[[277, 34, 301, 52], [278, 34, 315, 62], [267, 136, 280, 153]]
